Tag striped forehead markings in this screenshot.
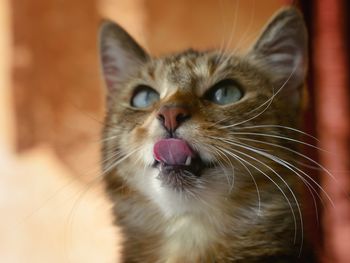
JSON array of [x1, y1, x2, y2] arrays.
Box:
[[145, 52, 230, 98]]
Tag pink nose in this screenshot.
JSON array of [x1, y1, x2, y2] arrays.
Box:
[[157, 105, 191, 132]]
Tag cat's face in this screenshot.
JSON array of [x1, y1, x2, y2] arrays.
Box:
[[99, 8, 307, 217]]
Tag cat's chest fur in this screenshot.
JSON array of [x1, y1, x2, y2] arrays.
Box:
[[162, 215, 217, 262]]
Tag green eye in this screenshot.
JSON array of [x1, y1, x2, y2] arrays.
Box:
[[205, 79, 243, 105], [131, 85, 160, 108]]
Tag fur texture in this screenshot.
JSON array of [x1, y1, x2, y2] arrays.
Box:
[[99, 7, 313, 263]]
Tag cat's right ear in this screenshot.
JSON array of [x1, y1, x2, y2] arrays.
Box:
[[248, 8, 308, 108], [98, 21, 149, 94]]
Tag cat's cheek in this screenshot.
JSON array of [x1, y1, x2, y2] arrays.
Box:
[[149, 119, 164, 137], [192, 143, 217, 163], [124, 166, 160, 196], [128, 117, 164, 165], [137, 142, 156, 166]]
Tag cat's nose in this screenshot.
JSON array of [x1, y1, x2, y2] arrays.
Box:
[[157, 105, 191, 133]]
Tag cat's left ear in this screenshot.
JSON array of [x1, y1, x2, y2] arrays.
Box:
[[99, 21, 149, 94], [249, 7, 308, 107]]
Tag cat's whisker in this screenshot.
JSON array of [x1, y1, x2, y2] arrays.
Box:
[[217, 0, 230, 64], [227, 0, 256, 57], [99, 135, 118, 143], [295, 160, 324, 171], [215, 145, 301, 247], [218, 0, 240, 62], [231, 124, 320, 142], [210, 133, 322, 216], [26, 147, 133, 237], [268, 155, 326, 219], [217, 65, 297, 129], [211, 91, 273, 128], [213, 138, 303, 229], [208, 144, 235, 189], [238, 140, 331, 207], [87, 147, 143, 195], [102, 146, 144, 177], [182, 171, 206, 200], [214, 145, 262, 212], [236, 140, 323, 225], [235, 151, 302, 251], [99, 152, 126, 173], [236, 137, 334, 181], [105, 154, 147, 197], [214, 135, 334, 205], [101, 149, 125, 163], [64, 166, 108, 260], [75, 149, 126, 180], [208, 145, 236, 194], [261, 154, 322, 225], [229, 131, 329, 153]]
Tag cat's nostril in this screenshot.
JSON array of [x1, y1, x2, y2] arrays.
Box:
[[157, 113, 165, 124], [176, 113, 190, 123]]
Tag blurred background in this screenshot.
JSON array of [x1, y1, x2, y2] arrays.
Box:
[[0, 0, 349, 262]]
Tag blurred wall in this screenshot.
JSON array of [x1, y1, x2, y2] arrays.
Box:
[[312, 0, 350, 262], [12, 0, 103, 179], [0, 0, 14, 152]]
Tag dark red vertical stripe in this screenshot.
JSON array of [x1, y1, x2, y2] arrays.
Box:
[[313, 0, 350, 262], [298, 1, 323, 261]]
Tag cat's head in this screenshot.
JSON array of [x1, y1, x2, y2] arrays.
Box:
[[99, 7, 307, 217]]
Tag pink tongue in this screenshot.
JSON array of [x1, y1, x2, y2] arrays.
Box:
[[153, 139, 194, 165]]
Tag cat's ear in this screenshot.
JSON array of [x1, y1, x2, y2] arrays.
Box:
[[99, 21, 149, 94], [249, 8, 308, 106]]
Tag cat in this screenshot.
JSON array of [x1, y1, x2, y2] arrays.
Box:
[[98, 7, 314, 263]]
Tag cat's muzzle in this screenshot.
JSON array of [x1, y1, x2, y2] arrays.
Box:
[[153, 156, 205, 191], [152, 138, 212, 190]]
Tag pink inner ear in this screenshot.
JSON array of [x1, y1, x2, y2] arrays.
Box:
[[102, 54, 119, 90], [102, 54, 116, 64], [153, 139, 195, 166]]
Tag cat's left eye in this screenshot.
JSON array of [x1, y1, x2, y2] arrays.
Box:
[[131, 85, 160, 108], [204, 79, 243, 105]]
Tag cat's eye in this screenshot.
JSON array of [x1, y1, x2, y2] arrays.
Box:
[[131, 85, 160, 108], [205, 79, 243, 105]]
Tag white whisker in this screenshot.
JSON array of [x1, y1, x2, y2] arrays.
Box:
[[230, 131, 329, 153], [217, 64, 297, 129], [232, 124, 320, 142], [236, 137, 335, 182], [215, 145, 301, 247], [215, 135, 331, 205], [214, 145, 262, 212]]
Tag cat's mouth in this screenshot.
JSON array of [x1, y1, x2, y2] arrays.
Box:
[[152, 139, 211, 190]]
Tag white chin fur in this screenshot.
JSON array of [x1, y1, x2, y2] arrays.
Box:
[[128, 164, 231, 218], [127, 166, 201, 217]]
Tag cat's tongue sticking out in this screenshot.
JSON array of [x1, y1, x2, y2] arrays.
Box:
[[153, 139, 194, 166], [153, 139, 205, 183]]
